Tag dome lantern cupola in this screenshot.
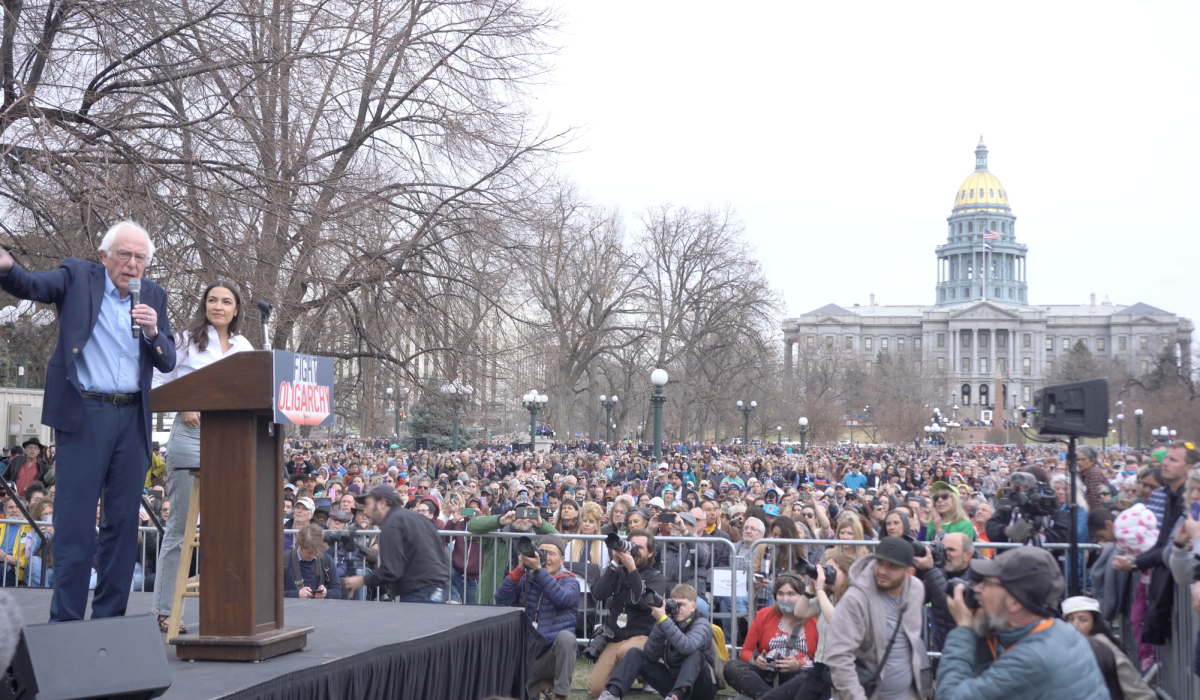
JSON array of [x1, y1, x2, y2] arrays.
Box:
[[975, 135, 988, 170]]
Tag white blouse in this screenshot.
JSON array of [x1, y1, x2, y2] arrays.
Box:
[[152, 326, 256, 388]]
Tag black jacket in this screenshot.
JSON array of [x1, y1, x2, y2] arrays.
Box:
[[1136, 484, 1184, 645], [363, 505, 446, 598], [3, 455, 51, 488], [592, 561, 667, 642], [985, 504, 1070, 544], [283, 548, 341, 599]]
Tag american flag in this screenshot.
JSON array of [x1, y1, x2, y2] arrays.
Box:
[[983, 229, 1001, 240]]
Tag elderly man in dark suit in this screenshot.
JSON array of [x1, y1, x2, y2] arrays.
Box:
[[0, 222, 175, 621]]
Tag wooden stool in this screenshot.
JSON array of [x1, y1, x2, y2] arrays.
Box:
[[167, 472, 200, 640]]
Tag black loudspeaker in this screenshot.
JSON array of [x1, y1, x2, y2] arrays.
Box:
[[413, 437, 429, 451], [0, 615, 170, 700], [1033, 378, 1109, 438]]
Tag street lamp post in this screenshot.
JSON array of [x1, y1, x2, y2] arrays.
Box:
[[1135, 408, 1143, 450], [522, 390, 548, 453], [737, 400, 756, 446], [650, 369, 668, 461], [441, 382, 473, 451], [799, 416, 809, 454], [776, 426, 783, 444], [1104, 418, 1112, 451], [1116, 412, 1124, 448], [599, 394, 619, 443], [386, 387, 398, 438]]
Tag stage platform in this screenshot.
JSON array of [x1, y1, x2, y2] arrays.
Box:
[[7, 589, 537, 700]]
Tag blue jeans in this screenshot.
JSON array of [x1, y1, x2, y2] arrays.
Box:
[[451, 570, 479, 604], [398, 585, 444, 603]]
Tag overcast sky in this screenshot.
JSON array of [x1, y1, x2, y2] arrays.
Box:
[[535, 1, 1199, 334]]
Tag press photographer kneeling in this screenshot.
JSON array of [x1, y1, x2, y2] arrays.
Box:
[[495, 534, 580, 700], [597, 584, 716, 700], [937, 546, 1108, 700], [585, 530, 667, 698]]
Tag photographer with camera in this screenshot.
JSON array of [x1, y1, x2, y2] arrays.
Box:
[[585, 529, 667, 698], [724, 572, 819, 700], [597, 584, 716, 700], [467, 498, 557, 605], [659, 511, 713, 617], [885, 510, 955, 652], [494, 534, 580, 700], [986, 467, 1070, 546], [938, 546, 1108, 700]]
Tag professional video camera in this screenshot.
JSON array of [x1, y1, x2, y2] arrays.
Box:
[[605, 532, 642, 558], [1003, 472, 1058, 519], [517, 536, 549, 568]]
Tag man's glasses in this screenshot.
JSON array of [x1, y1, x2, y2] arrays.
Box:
[[112, 250, 148, 265]]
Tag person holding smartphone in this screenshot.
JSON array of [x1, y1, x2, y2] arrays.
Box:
[[467, 498, 557, 605], [283, 523, 341, 600], [447, 495, 484, 604]]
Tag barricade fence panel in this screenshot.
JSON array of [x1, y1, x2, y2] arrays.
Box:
[[11, 518, 1195, 694]]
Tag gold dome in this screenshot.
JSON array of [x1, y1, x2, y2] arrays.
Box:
[[952, 137, 1011, 213]]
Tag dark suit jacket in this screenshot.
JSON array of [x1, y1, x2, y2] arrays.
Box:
[[0, 258, 175, 453]]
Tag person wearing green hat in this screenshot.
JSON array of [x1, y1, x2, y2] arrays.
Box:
[[928, 481, 976, 541]]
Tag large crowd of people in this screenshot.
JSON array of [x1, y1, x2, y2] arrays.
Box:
[[4, 430, 1198, 700]]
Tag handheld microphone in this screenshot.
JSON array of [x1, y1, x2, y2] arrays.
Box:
[[128, 278, 142, 338], [257, 300, 273, 350]]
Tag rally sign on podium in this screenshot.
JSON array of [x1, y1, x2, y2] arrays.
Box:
[[272, 350, 335, 426]]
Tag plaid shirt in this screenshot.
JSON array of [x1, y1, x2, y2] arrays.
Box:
[[1082, 466, 1111, 510]]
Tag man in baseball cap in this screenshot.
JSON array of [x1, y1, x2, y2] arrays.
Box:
[[937, 546, 1108, 700]]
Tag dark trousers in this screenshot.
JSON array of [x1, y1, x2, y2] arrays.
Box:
[[723, 658, 808, 700], [51, 397, 148, 622], [606, 647, 717, 700]]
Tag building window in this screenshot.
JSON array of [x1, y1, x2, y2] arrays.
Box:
[[1119, 336, 1127, 350], [957, 222, 962, 234], [897, 338, 904, 351], [1140, 336, 1148, 350], [865, 338, 873, 351], [1097, 338, 1106, 351], [914, 337, 922, 351], [937, 333, 945, 348], [1141, 360, 1149, 374], [1023, 357, 1031, 375], [969, 190, 974, 198], [961, 357, 971, 373], [825, 335, 834, 345], [1023, 333, 1031, 348], [1023, 386, 1032, 403], [936, 357, 945, 371], [806, 335, 814, 346], [997, 333, 1007, 349], [1079, 338, 1088, 350], [980, 332, 989, 349], [1047, 360, 1054, 375], [995, 287, 1002, 297], [1046, 337, 1053, 351], [881, 338, 889, 351], [990, 190, 994, 197], [962, 288, 968, 298], [962, 333, 971, 348], [968, 221, 974, 232], [998, 358, 1007, 374], [980, 358, 989, 374], [1008, 288, 1014, 299], [1062, 338, 1070, 351], [845, 336, 853, 350], [1163, 336, 1170, 348]]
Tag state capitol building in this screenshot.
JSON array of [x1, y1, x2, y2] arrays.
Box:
[[782, 139, 1194, 420]]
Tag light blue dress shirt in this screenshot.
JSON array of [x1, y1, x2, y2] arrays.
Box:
[[75, 273, 142, 394]]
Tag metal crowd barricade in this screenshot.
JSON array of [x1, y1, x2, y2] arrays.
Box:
[[428, 529, 747, 655]]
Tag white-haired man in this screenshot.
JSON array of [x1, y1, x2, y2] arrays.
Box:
[[0, 222, 175, 621]]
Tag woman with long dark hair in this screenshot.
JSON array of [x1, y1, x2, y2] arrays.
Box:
[[1062, 596, 1155, 700], [150, 282, 254, 632]]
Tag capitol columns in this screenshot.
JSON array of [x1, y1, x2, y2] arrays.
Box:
[[783, 339, 793, 376]]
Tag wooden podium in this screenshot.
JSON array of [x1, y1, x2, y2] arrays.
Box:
[[149, 351, 313, 661]]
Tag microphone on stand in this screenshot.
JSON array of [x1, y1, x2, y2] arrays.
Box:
[[257, 300, 273, 351], [128, 278, 142, 338]]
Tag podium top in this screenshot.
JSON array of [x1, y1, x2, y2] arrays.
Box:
[[149, 351, 275, 413]]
